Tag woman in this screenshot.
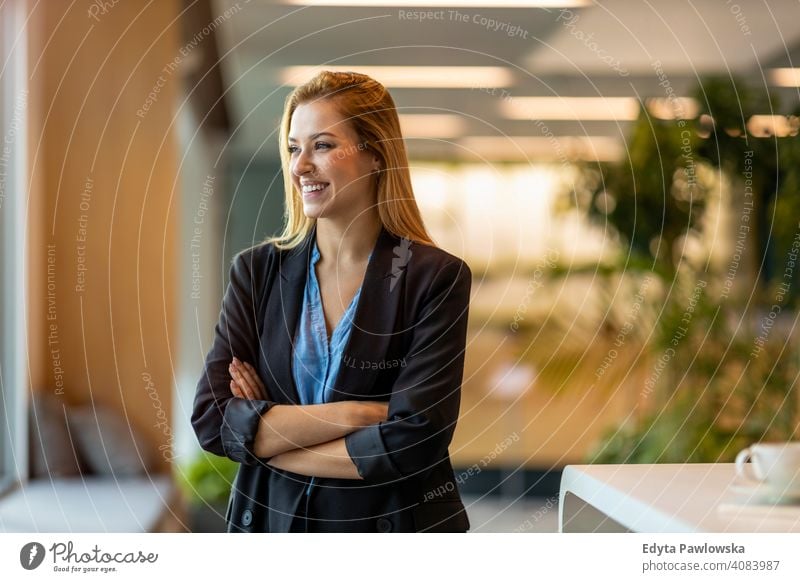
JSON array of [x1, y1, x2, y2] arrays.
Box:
[[191, 71, 473, 533]]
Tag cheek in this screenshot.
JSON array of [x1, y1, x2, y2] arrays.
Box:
[[329, 153, 372, 182], [325, 152, 349, 172]]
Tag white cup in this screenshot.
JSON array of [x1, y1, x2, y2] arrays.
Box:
[[735, 442, 800, 493]]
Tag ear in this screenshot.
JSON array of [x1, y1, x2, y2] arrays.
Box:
[[372, 153, 382, 172]]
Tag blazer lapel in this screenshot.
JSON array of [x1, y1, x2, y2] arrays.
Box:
[[261, 226, 314, 405], [330, 225, 404, 401], [262, 222, 405, 405]]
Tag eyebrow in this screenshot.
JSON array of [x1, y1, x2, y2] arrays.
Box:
[[287, 132, 337, 143]]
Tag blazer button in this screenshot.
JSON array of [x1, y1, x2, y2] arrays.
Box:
[[241, 509, 253, 527], [376, 517, 392, 533]]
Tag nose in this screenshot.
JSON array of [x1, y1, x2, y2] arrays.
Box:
[[292, 147, 314, 178]]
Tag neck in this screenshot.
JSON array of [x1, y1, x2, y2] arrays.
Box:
[[315, 212, 382, 265]]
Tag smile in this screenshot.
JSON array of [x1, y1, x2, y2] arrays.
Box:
[[301, 182, 329, 197]]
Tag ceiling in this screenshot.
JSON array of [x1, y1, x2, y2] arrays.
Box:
[[211, 0, 800, 162]]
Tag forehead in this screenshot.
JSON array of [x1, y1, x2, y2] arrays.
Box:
[[288, 100, 355, 141]]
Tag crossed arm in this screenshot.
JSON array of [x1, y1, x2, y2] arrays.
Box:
[[228, 356, 386, 479], [192, 251, 472, 486]]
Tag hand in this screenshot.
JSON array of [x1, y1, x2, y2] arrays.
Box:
[[228, 357, 267, 400], [352, 401, 390, 426]]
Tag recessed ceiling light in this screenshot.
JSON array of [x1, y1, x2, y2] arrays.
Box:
[[769, 68, 800, 87], [458, 136, 624, 162], [280, 66, 514, 88], [399, 114, 467, 138], [747, 115, 799, 138], [645, 97, 699, 120], [501, 97, 640, 121], [281, 1, 591, 7]]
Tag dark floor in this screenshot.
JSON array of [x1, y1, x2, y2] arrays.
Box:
[[462, 494, 559, 533]]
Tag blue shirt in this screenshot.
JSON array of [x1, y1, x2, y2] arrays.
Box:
[[291, 237, 371, 406]]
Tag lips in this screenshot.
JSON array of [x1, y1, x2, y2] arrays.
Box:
[[301, 182, 329, 198]]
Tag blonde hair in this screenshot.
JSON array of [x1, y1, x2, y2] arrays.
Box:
[[265, 70, 434, 250]]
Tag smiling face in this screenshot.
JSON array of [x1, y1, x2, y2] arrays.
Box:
[[288, 99, 381, 223]]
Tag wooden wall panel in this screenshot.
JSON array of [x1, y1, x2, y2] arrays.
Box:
[[27, 0, 181, 471]]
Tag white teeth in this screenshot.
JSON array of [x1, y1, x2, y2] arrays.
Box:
[[302, 183, 327, 193]]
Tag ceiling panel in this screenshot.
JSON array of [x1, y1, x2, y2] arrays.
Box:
[[212, 0, 800, 160]]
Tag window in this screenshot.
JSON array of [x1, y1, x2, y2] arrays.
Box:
[[0, 0, 28, 494]]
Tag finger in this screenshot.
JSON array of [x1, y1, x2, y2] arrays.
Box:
[[241, 361, 264, 389], [235, 361, 265, 400], [236, 373, 257, 400], [229, 364, 256, 400], [241, 361, 267, 399], [231, 365, 257, 399], [230, 380, 245, 399], [231, 380, 244, 399], [238, 379, 257, 401]]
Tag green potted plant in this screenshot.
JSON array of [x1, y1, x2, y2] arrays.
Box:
[[582, 75, 800, 463], [589, 273, 799, 464], [177, 451, 238, 532]]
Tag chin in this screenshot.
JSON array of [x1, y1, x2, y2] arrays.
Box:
[[302, 203, 334, 220], [302, 195, 339, 218], [302, 207, 323, 219]]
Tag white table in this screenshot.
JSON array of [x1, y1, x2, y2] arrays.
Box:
[[559, 463, 800, 533]]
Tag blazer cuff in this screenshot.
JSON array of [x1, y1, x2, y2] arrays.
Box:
[[344, 424, 402, 483], [221, 398, 273, 465]]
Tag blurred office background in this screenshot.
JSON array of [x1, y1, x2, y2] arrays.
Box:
[[1, 0, 799, 532]]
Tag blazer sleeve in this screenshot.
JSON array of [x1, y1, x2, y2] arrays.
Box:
[[344, 259, 472, 484], [191, 249, 279, 465]]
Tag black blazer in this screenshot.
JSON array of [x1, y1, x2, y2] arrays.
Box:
[[191, 223, 473, 532]]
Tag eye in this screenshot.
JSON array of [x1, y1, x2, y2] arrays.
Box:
[[287, 145, 298, 154], [315, 142, 332, 150]]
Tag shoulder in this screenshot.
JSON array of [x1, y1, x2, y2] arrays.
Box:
[[404, 241, 472, 281], [398, 241, 472, 321], [232, 241, 276, 265], [398, 241, 472, 307], [228, 241, 280, 283]]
